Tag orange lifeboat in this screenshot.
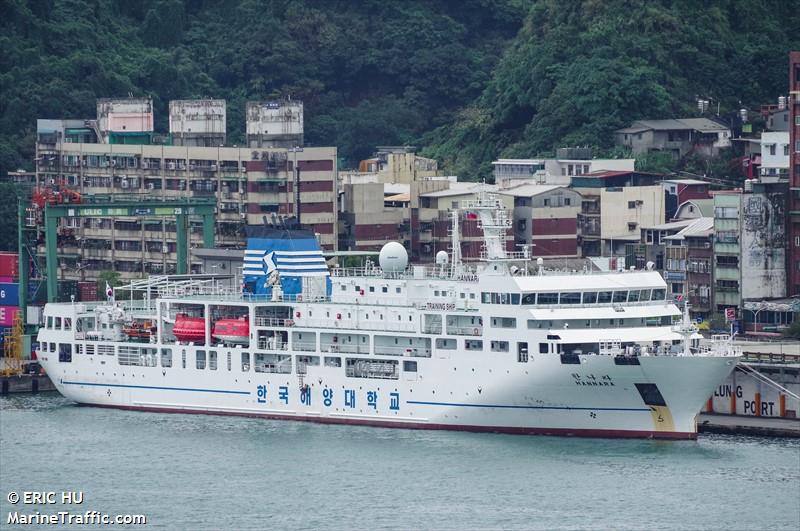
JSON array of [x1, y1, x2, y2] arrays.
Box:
[[172, 314, 206, 343], [123, 320, 156, 340], [212, 317, 249, 345]]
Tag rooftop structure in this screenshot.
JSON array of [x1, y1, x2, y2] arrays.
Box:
[[169, 99, 227, 147], [614, 118, 732, 159], [246, 100, 304, 149]]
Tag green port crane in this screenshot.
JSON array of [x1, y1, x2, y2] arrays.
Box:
[[18, 196, 217, 314]]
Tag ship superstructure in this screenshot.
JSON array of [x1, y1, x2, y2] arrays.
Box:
[[36, 190, 739, 439]]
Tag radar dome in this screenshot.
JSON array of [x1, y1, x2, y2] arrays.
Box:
[[379, 242, 408, 273], [435, 250, 449, 265]]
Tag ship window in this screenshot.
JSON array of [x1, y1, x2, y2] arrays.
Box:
[[539, 342, 549, 354], [326, 311, 330, 317], [63, 318, 72, 330], [324, 356, 341, 367], [652, 289, 666, 301], [55, 317, 62, 329], [50, 342, 56, 352], [58, 343, 72, 363], [460, 293, 465, 299], [465, 340, 483, 351], [47, 316, 53, 329], [209, 350, 218, 370], [537, 293, 558, 305], [341, 285, 346, 291], [227, 352, 231, 371], [369, 286, 375, 293], [434, 290, 440, 296], [403, 360, 418, 372], [613, 291, 628, 303], [76, 344, 83, 354], [583, 292, 597, 304], [521, 293, 536, 305], [355, 285, 361, 292], [196, 350, 206, 370], [639, 289, 652, 301], [559, 292, 581, 305], [628, 290, 640, 302], [481, 292, 490, 303], [436, 338, 456, 350], [491, 341, 509, 352], [182, 350, 186, 368], [241, 352, 250, 372], [159, 348, 172, 367], [511, 293, 520, 304], [382, 287, 388, 293], [470, 293, 475, 299], [597, 291, 613, 303], [491, 317, 516, 328]]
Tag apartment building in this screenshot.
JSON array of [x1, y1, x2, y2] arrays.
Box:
[[788, 50, 800, 296], [712, 182, 788, 321], [33, 98, 336, 281], [491, 148, 634, 188]]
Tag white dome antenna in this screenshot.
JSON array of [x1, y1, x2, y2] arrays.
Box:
[[436, 250, 449, 265], [379, 242, 408, 273]]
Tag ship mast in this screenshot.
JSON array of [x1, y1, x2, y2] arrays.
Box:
[[449, 208, 461, 278]]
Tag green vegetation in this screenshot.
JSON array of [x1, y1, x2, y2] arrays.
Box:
[[0, 0, 528, 177], [1, 0, 797, 186], [422, 0, 800, 180], [0, 183, 23, 251]]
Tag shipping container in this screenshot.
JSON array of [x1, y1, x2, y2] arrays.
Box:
[[0, 282, 19, 306], [78, 281, 100, 302], [0, 252, 19, 278], [0, 306, 20, 327]]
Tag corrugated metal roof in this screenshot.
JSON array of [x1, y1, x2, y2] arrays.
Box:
[[663, 217, 714, 240], [617, 118, 730, 133]]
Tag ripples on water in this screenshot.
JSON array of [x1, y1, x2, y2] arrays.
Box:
[[1, 393, 798, 530]]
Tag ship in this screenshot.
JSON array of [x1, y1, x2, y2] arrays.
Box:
[[35, 190, 740, 439]]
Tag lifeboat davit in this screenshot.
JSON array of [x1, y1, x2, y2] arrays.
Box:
[[172, 314, 206, 343], [212, 317, 249, 345]]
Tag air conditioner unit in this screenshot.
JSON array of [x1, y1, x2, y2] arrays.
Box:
[[210, 164, 217, 171], [141, 162, 149, 169], [82, 160, 88, 167], [120, 179, 128, 189], [147, 183, 155, 191], [240, 213, 247, 219], [110, 160, 117, 167], [178, 163, 186, 170], [167, 162, 176, 170]]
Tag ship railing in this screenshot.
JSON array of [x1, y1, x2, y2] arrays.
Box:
[[331, 265, 477, 282], [254, 317, 293, 327], [446, 326, 483, 336], [319, 344, 371, 354], [374, 345, 432, 357], [256, 339, 289, 351], [296, 318, 417, 333], [292, 341, 317, 352], [346, 362, 399, 379]]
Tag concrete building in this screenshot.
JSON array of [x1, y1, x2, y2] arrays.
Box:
[[614, 118, 732, 159], [246, 100, 304, 148], [34, 113, 337, 280], [712, 183, 788, 321], [766, 109, 790, 132], [339, 181, 406, 251], [96, 98, 154, 144], [660, 178, 710, 219], [759, 131, 790, 179], [662, 218, 715, 322], [789, 50, 800, 297], [169, 99, 226, 147], [571, 170, 665, 257], [344, 147, 439, 184], [492, 149, 634, 187], [497, 184, 582, 257]]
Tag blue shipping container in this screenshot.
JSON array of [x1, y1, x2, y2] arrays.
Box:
[[0, 282, 19, 306]]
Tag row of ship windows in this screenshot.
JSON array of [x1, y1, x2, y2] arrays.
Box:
[[49, 343, 414, 379], [482, 289, 667, 306]]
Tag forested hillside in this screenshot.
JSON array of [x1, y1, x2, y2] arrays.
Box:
[[0, 0, 527, 176], [423, 0, 800, 179], [1, 0, 798, 182]]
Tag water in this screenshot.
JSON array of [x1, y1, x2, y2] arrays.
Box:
[[1, 393, 798, 530]]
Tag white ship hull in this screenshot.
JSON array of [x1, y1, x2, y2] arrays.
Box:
[[38, 342, 736, 439]]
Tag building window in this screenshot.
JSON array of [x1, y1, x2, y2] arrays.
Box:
[[628, 222, 638, 231], [628, 201, 636, 209], [768, 144, 776, 156], [564, 198, 571, 206]]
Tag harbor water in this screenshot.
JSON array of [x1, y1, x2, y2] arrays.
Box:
[[1, 393, 798, 530]]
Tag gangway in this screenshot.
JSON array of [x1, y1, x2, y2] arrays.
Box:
[[738, 362, 800, 401]]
